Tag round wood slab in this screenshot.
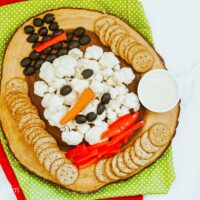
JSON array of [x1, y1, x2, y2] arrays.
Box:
[[0, 8, 180, 193]]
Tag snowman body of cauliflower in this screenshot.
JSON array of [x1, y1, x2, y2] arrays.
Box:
[[34, 45, 140, 146]]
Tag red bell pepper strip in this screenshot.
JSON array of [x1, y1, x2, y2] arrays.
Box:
[[73, 149, 98, 164], [101, 112, 139, 139], [109, 120, 146, 146], [34, 33, 67, 52], [109, 113, 132, 129], [66, 144, 88, 159], [75, 156, 99, 169], [97, 143, 122, 159], [88, 141, 109, 150]]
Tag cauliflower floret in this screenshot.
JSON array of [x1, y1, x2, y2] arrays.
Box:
[[109, 100, 120, 112], [85, 45, 103, 60], [124, 93, 140, 110], [77, 124, 90, 135], [71, 78, 89, 93], [107, 108, 117, 122], [99, 52, 119, 68], [50, 78, 66, 90], [48, 106, 68, 127], [53, 55, 77, 78], [90, 80, 104, 96], [82, 103, 96, 114], [46, 94, 64, 112], [116, 85, 129, 95], [41, 93, 53, 108], [66, 121, 77, 131], [110, 87, 119, 99], [43, 108, 54, 120], [85, 125, 108, 145], [113, 67, 135, 85], [118, 106, 129, 117], [102, 68, 114, 79], [94, 74, 103, 82], [63, 91, 77, 106], [120, 67, 135, 84], [113, 64, 120, 71], [48, 86, 56, 93], [68, 48, 83, 60], [62, 131, 84, 146], [107, 77, 115, 86], [34, 81, 49, 97], [101, 82, 111, 93], [39, 62, 56, 84], [87, 60, 100, 73]]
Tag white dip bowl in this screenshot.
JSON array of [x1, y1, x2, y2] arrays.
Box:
[[138, 69, 180, 113]]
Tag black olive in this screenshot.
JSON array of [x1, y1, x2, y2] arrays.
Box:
[[79, 34, 91, 45], [42, 35, 52, 42], [60, 85, 72, 96], [49, 22, 59, 31], [32, 41, 41, 48], [20, 57, 32, 68], [64, 32, 74, 43], [67, 40, 80, 50], [24, 25, 34, 34], [81, 69, 94, 79], [74, 27, 85, 38], [86, 112, 97, 122], [53, 29, 64, 36], [27, 33, 39, 43], [34, 59, 45, 69], [57, 48, 68, 56], [75, 115, 87, 124], [45, 54, 57, 62], [97, 103, 106, 115], [38, 27, 48, 36], [52, 42, 62, 50], [42, 46, 52, 55], [43, 14, 55, 23], [30, 51, 41, 60], [101, 93, 111, 104], [23, 66, 35, 76], [33, 18, 44, 27]]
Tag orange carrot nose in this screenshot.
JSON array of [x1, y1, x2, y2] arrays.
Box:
[[60, 87, 95, 125]]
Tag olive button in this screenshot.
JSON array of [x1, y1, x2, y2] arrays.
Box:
[[86, 112, 97, 122], [43, 14, 55, 23], [79, 34, 91, 45], [20, 57, 32, 68], [27, 33, 39, 43], [23, 66, 35, 76], [33, 18, 44, 27], [24, 25, 34, 34], [75, 115, 87, 124], [74, 27, 86, 38], [81, 69, 94, 79], [60, 85, 72, 96], [101, 93, 111, 104], [97, 103, 106, 115]]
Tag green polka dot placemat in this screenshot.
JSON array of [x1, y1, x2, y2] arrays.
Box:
[[0, 0, 175, 199]]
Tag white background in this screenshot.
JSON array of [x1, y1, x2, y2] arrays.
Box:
[[1, 0, 200, 199]]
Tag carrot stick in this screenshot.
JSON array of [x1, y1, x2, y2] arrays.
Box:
[[60, 87, 95, 125]]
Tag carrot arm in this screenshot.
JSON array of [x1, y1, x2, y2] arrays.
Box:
[[60, 87, 95, 125]]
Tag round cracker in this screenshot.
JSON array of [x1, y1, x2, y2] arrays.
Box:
[[38, 147, 59, 164], [20, 118, 45, 131], [36, 142, 58, 157], [123, 147, 139, 170], [56, 162, 78, 186], [104, 24, 121, 45], [111, 154, 127, 177], [95, 159, 111, 183], [15, 105, 38, 121], [95, 16, 115, 35], [117, 36, 136, 59], [99, 22, 111, 46], [123, 42, 139, 62], [5, 77, 28, 95], [33, 136, 57, 152], [149, 123, 171, 147], [110, 33, 126, 55], [127, 44, 147, 63], [27, 130, 48, 145], [50, 158, 66, 178], [108, 26, 126, 45], [141, 132, 160, 153], [131, 50, 154, 73], [134, 138, 153, 159], [104, 158, 119, 181], [130, 147, 149, 167], [117, 153, 133, 174], [44, 151, 64, 171]]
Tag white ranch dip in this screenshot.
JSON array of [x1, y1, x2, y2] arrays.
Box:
[[138, 69, 180, 113]]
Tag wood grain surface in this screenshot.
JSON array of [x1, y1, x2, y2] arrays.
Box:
[[0, 8, 180, 193]]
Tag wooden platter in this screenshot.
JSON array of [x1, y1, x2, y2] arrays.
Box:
[[0, 8, 180, 193]]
